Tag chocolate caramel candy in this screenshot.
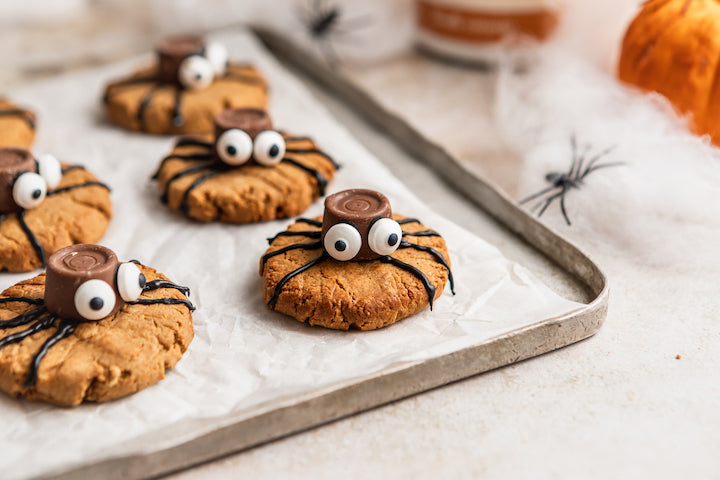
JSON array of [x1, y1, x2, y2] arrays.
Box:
[[213, 108, 272, 141], [0, 148, 37, 213], [321, 189, 394, 261], [45, 244, 122, 321], [156, 35, 206, 85], [213, 108, 285, 166]]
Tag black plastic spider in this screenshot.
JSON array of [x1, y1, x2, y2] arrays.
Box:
[[297, 0, 372, 65], [152, 108, 339, 218], [0, 147, 110, 268], [0, 244, 194, 388], [261, 189, 454, 309], [519, 136, 623, 226], [103, 36, 265, 130]]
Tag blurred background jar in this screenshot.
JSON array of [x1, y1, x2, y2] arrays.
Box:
[[415, 0, 563, 66]]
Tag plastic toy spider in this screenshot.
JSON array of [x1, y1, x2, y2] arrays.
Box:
[[519, 136, 623, 226], [152, 107, 339, 219], [0, 147, 109, 267], [103, 35, 264, 130], [0, 244, 194, 387], [262, 189, 454, 308], [297, 0, 371, 65]]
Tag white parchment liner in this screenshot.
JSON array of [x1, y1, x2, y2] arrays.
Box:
[[0, 31, 580, 479]]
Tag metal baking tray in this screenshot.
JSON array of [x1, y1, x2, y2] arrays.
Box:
[[46, 30, 607, 480]]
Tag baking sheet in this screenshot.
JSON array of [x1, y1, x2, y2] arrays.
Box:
[[3, 31, 581, 479]]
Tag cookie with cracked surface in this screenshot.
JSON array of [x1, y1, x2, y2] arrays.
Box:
[[0, 245, 194, 406], [103, 35, 268, 135], [0, 148, 112, 272], [0, 98, 36, 148], [260, 189, 455, 331], [153, 108, 338, 223]]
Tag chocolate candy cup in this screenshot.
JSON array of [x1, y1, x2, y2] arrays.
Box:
[[156, 35, 206, 85], [0, 148, 35, 213], [45, 244, 122, 321], [213, 108, 273, 141], [321, 189, 393, 261]]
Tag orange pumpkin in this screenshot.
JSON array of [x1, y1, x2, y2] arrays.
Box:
[[618, 0, 720, 144]]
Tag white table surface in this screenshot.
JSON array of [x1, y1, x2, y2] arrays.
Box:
[[4, 2, 718, 478]]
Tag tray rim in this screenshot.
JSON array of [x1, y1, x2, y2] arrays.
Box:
[[41, 29, 608, 480]]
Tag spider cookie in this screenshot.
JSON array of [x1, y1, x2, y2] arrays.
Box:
[[0, 244, 194, 406], [260, 189, 455, 330], [103, 35, 267, 134], [0, 98, 36, 148], [153, 107, 338, 223], [0, 147, 112, 272]]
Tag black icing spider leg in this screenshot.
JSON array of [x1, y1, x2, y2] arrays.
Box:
[[152, 152, 213, 179], [127, 297, 196, 311], [397, 218, 421, 226], [220, 72, 266, 87], [0, 314, 56, 351], [24, 318, 75, 387], [103, 75, 157, 103], [143, 279, 191, 296], [179, 169, 226, 215], [17, 210, 46, 267], [285, 147, 340, 169], [174, 138, 214, 149], [282, 135, 313, 143], [380, 255, 436, 309], [402, 229, 440, 238], [16, 179, 112, 266], [137, 84, 162, 128], [295, 217, 323, 227], [267, 230, 321, 243], [261, 241, 322, 267], [268, 252, 329, 307], [46, 181, 111, 197], [282, 157, 328, 196], [398, 240, 455, 294], [161, 164, 215, 203], [0, 306, 48, 329], [61, 165, 85, 175], [172, 88, 185, 128], [0, 296, 44, 306], [0, 109, 35, 129]]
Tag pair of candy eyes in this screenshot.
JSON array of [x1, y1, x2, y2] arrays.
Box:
[[216, 129, 286, 167], [323, 218, 402, 261], [177, 43, 228, 90], [13, 154, 62, 210], [73, 263, 146, 321]]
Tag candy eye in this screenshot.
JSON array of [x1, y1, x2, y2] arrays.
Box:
[[368, 218, 402, 256], [216, 128, 253, 165], [253, 130, 286, 167], [13, 172, 47, 210], [178, 55, 214, 90], [324, 223, 362, 261], [37, 154, 62, 189], [205, 42, 228, 76], [116, 262, 146, 302], [74, 279, 116, 321]]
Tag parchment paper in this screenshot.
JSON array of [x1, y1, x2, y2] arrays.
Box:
[[1, 31, 580, 479]]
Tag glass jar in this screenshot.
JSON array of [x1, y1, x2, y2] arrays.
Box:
[[415, 0, 562, 65]]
